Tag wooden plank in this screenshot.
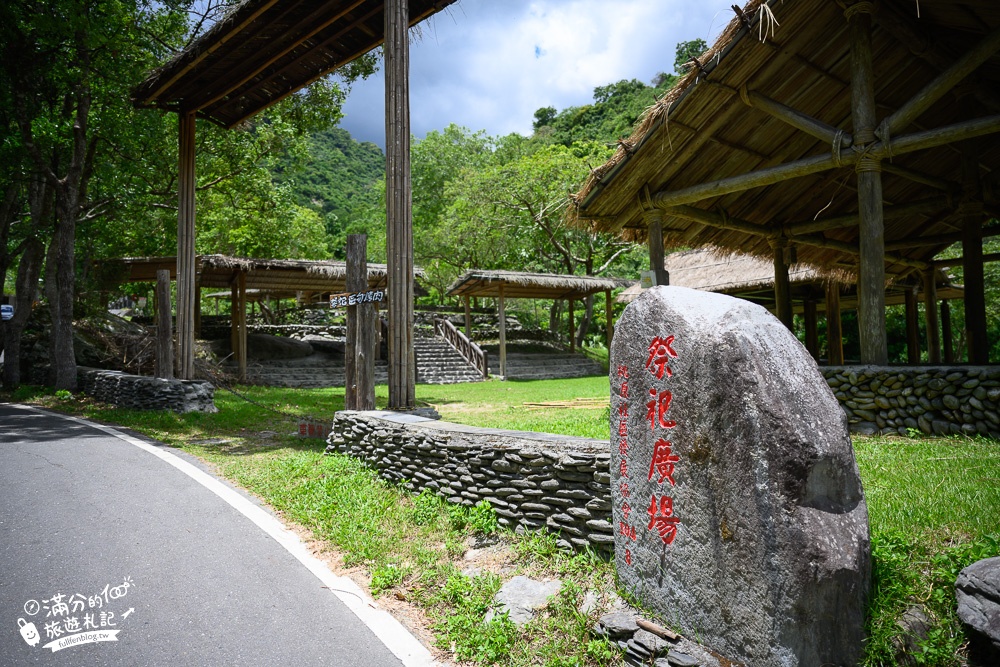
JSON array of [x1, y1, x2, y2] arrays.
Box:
[[155, 269, 174, 379], [385, 0, 414, 408]]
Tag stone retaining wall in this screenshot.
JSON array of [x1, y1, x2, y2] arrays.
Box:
[[326, 411, 614, 554], [78, 367, 217, 413], [821, 366, 1000, 438]]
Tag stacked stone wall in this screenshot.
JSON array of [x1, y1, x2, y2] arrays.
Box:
[[821, 366, 1000, 438], [327, 411, 614, 554], [78, 367, 216, 413]]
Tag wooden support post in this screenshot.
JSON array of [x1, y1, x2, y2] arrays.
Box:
[[941, 301, 955, 363], [904, 286, 920, 364], [498, 284, 507, 379], [605, 289, 613, 349], [848, 2, 888, 365], [230, 280, 239, 370], [194, 283, 202, 338], [155, 269, 174, 379], [345, 234, 375, 410], [771, 238, 793, 330], [826, 283, 845, 365], [923, 270, 941, 363], [961, 145, 989, 364], [176, 111, 196, 380], [237, 270, 247, 383], [463, 296, 472, 338], [803, 299, 819, 361], [385, 0, 414, 408], [568, 299, 576, 353], [645, 211, 669, 286]]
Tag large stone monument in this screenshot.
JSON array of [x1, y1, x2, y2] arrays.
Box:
[[610, 286, 870, 667]]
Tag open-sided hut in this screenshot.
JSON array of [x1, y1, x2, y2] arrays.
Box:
[[618, 248, 963, 362], [570, 0, 1000, 365], [131, 0, 458, 408], [100, 254, 425, 381], [446, 270, 630, 378]]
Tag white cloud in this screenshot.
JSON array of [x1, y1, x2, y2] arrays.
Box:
[[338, 0, 735, 147]]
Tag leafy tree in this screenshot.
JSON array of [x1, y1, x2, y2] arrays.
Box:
[[673, 38, 707, 74]]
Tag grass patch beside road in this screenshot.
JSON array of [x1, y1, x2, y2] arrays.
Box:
[[8, 380, 999, 666]]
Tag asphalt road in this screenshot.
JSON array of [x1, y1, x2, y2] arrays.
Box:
[[0, 403, 432, 667]]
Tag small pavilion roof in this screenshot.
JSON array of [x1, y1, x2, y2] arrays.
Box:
[[98, 255, 425, 298], [570, 0, 1000, 280], [617, 248, 963, 310], [446, 270, 631, 301], [132, 0, 458, 128]]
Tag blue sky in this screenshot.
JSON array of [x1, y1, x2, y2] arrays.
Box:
[[338, 0, 738, 147]]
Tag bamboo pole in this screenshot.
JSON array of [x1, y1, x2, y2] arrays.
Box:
[[904, 286, 920, 364], [177, 112, 197, 380], [498, 284, 507, 379], [741, 87, 852, 147], [826, 283, 844, 365], [155, 269, 174, 379], [881, 23, 1000, 138], [385, 0, 414, 408], [923, 270, 941, 364]]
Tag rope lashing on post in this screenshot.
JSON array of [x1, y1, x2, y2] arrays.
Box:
[[832, 129, 847, 167]]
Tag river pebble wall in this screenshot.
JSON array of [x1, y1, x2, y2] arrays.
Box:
[[326, 411, 615, 555], [821, 366, 1000, 438], [78, 367, 217, 413]]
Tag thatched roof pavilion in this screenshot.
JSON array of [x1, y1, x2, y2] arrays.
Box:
[[446, 270, 630, 378], [571, 0, 1000, 365], [132, 0, 458, 408], [99, 254, 425, 380]]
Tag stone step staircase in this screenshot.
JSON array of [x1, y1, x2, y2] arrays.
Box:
[[414, 336, 487, 385], [491, 351, 606, 380]]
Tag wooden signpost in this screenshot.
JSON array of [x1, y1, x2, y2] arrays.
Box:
[[344, 234, 376, 411]]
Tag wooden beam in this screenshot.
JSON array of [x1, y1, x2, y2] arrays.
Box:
[[605, 289, 613, 350], [741, 87, 853, 147], [155, 269, 174, 379], [645, 211, 669, 286], [825, 283, 844, 365], [771, 238, 793, 330], [803, 299, 819, 360], [143, 0, 282, 102], [568, 298, 576, 353], [648, 113, 1000, 212], [193, 0, 367, 111], [941, 300, 954, 363], [881, 23, 1000, 138], [887, 225, 1000, 251], [176, 112, 196, 380], [498, 284, 507, 379], [385, 0, 414, 408], [904, 286, 920, 364], [881, 163, 957, 193], [933, 251, 1000, 268], [848, 1, 888, 365], [785, 196, 952, 236]]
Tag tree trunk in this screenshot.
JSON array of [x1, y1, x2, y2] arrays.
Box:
[[549, 300, 563, 333], [46, 196, 78, 391], [2, 238, 44, 389], [575, 294, 595, 347]]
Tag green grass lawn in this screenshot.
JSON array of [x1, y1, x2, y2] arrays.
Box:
[[8, 378, 999, 666]]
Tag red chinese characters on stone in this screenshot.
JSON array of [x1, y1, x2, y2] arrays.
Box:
[[647, 494, 680, 545], [646, 388, 677, 430], [619, 522, 637, 541], [648, 439, 679, 486], [645, 335, 677, 379]]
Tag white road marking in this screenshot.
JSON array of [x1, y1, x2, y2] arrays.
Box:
[[6, 404, 439, 667]]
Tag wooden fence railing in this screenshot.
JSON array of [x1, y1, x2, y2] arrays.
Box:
[[434, 318, 489, 379]]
